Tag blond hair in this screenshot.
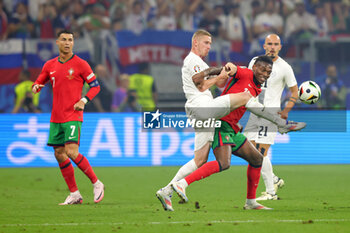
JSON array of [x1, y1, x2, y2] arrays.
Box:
[[192, 29, 212, 44]]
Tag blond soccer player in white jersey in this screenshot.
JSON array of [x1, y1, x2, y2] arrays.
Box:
[[156, 30, 305, 211], [244, 34, 299, 201]]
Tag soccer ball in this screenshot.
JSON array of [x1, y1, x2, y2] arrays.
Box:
[[298, 81, 321, 104]]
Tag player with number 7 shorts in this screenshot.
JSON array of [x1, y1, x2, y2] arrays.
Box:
[[32, 30, 104, 205]]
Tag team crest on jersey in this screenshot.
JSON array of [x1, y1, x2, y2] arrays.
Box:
[[225, 135, 230, 141], [67, 68, 74, 80], [194, 65, 201, 73]]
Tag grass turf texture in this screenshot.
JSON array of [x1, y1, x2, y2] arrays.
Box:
[[0, 165, 349, 233]]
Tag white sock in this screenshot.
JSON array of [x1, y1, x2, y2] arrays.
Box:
[[178, 178, 189, 188], [93, 179, 101, 186], [246, 198, 256, 205], [71, 190, 80, 195], [261, 156, 275, 195], [245, 97, 286, 127], [163, 159, 198, 194]]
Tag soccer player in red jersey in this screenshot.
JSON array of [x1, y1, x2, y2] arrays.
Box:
[[32, 30, 104, 205], [172, 56, 276, 210]]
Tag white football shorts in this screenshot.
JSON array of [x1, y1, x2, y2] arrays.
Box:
[[185, 94, 231, 151], [244, 113, 278, 145]]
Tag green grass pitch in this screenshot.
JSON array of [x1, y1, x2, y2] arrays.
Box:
[[0, 164, 350, 233]]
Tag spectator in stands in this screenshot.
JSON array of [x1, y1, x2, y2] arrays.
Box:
[[177, 0, 202, 32], [0, 0, 8, 40], [110, 0, 126, 31], [112, 73, 129, 112], [154, 2, 176, 31], [323, 0, 345, 33], [109, 0, 126, 21], [81, 3, 111, 34], [129, 63, 157, 111], [85, 64, 114, 112], [125, 1, 148, 34], [321, 64, 347, 109], [111, 6, 125, 31], [247, 0, 263, 38], [53, 4, 73, 33], [80, 3, 111, 64], [313, 4, 329, 37], [213, 4, 227, 27], [198, 7, 223, 38], [71, 1, 85, 37], [224, 3, 252, 46], [343, 1, 350, 33], [285, 0, 317, 40], [12, 70, 40, 113], [112, 73, 140, 112], [253, 0, 283, 40], [7, 2, 35, 38], [37, 3, 57, 38]]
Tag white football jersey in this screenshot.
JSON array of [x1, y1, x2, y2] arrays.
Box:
[[182, 52, 213, 106], [248, 56, 297, 110]]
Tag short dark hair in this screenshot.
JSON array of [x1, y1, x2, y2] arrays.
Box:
[[254, 55, 273, 66], [57, 30, 74, 38]]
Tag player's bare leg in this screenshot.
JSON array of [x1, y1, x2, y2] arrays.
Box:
[[228, 92, 252, 111], [242, 96, 306, 133], [233, 141, 272, 210], [65, 143, 104, 203], [54, 146, 83, 205], [172, 144, 230, 203], [251, 142, 280, 200], [157, 142, 210, 210]]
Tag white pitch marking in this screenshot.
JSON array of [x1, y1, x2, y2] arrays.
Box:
[[1, 219, 349, 227]]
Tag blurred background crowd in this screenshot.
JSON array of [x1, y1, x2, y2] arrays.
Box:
[[0, 0, 349, 113]]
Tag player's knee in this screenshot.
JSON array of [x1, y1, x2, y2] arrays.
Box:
[[217, 157, 230, 170], [221, 162, 230, 171], [65, 148, 79, 159], [195, 158, 207, 167], [249, 153, 263, 167], [54, 147, 67, 163]]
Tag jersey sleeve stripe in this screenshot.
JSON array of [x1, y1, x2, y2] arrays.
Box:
[[86, 73, 95, 80]]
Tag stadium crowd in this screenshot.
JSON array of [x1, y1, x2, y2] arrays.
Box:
[[0, 0, 349, 112], [1, 0, 350, 40]]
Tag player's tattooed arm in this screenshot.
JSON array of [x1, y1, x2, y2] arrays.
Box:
[[278, 85, 299, 119], [192, 66, 223, 91]]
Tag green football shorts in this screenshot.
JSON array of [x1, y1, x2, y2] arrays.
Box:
[[47, 121, 82, 147], [212, 120, 247, 152]]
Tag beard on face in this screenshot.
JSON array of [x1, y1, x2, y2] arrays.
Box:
[[267, 53, 275, 59]]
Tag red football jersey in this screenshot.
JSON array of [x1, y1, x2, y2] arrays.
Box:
[[220, 66, 262, 133], [34, 55, 97, 123]]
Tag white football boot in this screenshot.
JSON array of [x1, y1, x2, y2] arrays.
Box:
[[171, 181, 189, 203], [256, 192, 279, 201], [93, 180, 105, 203], [274, 177, 285, 193], [243, 201, 272, 210], [156, 188, 174, 211], [278, 121, 306, 134], [59, 191, 83, 205]]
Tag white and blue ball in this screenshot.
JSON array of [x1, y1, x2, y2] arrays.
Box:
[[298, 81, 321, 104]]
